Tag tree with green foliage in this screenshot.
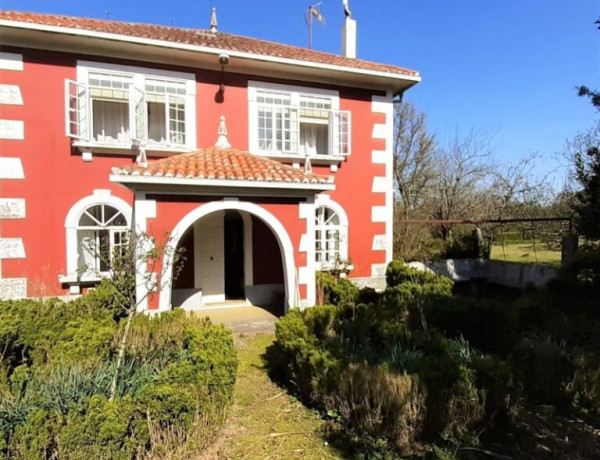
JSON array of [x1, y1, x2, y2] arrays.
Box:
[[573, 18, 600, 239], [574, 144, 600, 239]]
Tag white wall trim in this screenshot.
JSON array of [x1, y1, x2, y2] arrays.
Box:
[[371, 149, 387, 164], [371, 263, 387, 278], [0, 158, 24, 179], [0, 52, 23, 71], [133, 193, 157, 312], [241, 212, 254, 287], [0, 84, 23, 105], [0, 198, 25, 219], [372, 123, 387, 140], [0, 120, 24, 140], [372, 92, 394, 264], [372, 234, 387, 251], [63, 190, 133, 277], [0, 238, 25, 259], [371, 176, 387, 193], [371, 205, 387, 223], [158, 200, 297, 313], [0, 278, 27, 300], [299, 196, 316, 307]]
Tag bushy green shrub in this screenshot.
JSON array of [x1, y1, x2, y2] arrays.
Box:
[[266, 304, 511, 453], [316, 271, 359, 305], [9, 408, 61, 460], [332, 363, 425, 451], [0, 297, 116, 371], [265, 309, 341, 403], [58, 395, 145, 460], [386, 260, 453, 292], [0, 297, 237, 459]]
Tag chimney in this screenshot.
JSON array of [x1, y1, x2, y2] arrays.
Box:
[[341, 16, 356, 58]]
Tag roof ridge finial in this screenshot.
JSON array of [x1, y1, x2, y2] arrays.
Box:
[[210, 7, 218, 32], [215, 115, 231, 149]]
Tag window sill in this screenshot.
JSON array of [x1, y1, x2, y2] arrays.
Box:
[[317, 263, 354, 273], [73, 141, 193, 157], [59, 272, 109, 285]]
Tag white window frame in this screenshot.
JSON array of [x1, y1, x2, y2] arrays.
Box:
[[66, 61, 196, 152], [60, 190, 133, 283], [314, 196, 349, 271], [248, 81, 351, 161]]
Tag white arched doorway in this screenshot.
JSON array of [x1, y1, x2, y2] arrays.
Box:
[[157, 200, 296, 313]]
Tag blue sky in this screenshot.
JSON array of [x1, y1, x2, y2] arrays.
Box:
[[3, 0, 599, 186]]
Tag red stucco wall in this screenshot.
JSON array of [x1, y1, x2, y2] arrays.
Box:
[[1, 46, 388, 298]]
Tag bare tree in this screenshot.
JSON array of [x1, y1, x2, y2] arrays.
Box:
[[430, 129, 495, 239], [393, 102, 438, 259], [393, 101, 437, 219], [85, 230, 184, 401]]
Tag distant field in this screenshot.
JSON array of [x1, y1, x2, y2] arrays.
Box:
[[490, 241, 561, 266]]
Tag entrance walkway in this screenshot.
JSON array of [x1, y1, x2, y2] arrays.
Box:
[[190, 305, 279, 333]]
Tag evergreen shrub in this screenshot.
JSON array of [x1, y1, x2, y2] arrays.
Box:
[[0, 292, 237, 459]]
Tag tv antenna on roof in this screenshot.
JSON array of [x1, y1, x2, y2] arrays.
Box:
[[306, 2, 325, 49]]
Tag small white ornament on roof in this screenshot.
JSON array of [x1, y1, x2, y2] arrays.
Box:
[[210, 7, 218, 32], [136, 147, 148, 167], [215, 115, 231, 149]]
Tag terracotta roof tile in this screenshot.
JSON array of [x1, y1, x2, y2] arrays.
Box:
[[0, 10, 419, 77], [112, 148, 333, 186]]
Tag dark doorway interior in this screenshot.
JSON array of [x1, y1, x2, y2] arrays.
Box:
[[224, 211, 245, 299]]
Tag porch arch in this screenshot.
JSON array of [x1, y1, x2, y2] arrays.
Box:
[[158, 200, 296, 312]]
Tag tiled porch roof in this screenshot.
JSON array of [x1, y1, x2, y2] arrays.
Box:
[[111, 148, 333, 185]]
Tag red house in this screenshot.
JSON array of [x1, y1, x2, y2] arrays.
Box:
[[0, 9, 420, 313]]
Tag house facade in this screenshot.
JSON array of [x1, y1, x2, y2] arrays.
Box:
[[0, 10, 420, 313]]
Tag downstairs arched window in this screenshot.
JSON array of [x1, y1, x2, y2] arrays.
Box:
[[62, 191, 132, 287], [315, 199, 349, 270], [76, 203, 129, 273]]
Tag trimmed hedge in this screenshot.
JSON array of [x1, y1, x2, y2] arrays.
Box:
[[0, 295, 237, 459]]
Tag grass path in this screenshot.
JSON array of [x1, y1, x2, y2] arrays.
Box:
[[199, 333, 343, 460]]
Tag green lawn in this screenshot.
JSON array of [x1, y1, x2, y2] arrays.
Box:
[[490, 241, 562, 266]]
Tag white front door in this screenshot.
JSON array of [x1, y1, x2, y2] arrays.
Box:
[[194, 212, 225, 304]]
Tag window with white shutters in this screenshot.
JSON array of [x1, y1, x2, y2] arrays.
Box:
[[66, 63, 195, 150], [249, 83, 351, 158]]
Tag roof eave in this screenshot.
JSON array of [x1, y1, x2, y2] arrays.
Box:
[[0, 20, 421, 93], [109, 174, 336, 195]]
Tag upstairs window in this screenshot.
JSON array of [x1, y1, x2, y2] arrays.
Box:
[[66, 62, 196, 150], [249, 82, 351, 158], [89, 72, 133, 143]]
